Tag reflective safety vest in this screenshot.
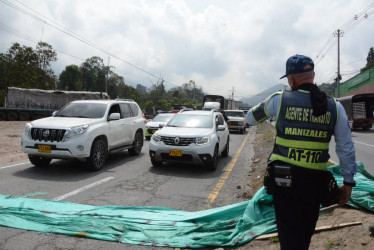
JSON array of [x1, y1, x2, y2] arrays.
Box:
[[257, 90, 337, 171]]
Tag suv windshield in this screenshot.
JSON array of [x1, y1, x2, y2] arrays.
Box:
[[225, 111, 244, 117], [167, 114, 212, 128], [56, 103, 107, 118], [153, 114, 174, 122]]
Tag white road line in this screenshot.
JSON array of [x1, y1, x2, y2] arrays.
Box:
[[53, 176, 115, 201], [0, 161, 29, 170], [354, 140, 374, 148]]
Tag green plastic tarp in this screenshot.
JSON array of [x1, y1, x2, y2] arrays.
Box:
[[0, 162, 373, 248]]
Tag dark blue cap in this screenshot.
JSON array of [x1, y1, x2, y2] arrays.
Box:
[[280, 54, 314, 79]]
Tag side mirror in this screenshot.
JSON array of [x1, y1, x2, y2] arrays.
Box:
[[108, 113, 121, 121], [52, 111, 57, 116], [159, 123, 165, 128], [217, 125, 226, 131]]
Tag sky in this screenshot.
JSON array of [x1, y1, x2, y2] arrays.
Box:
[[0, 0, 373, 100]]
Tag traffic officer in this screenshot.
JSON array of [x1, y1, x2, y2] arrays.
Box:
[[246, 54, 357, 250]]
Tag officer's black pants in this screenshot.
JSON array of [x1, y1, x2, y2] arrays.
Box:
[[272, 166, 323, 250]]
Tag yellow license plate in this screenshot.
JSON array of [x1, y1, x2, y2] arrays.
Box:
[[38, 145, 51, 153], [169, 149, 182, 157], [228, 125, 233, 129]]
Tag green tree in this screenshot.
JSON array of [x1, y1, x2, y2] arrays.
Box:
[[80, 56, 110, 92], [0, 42, 57, 90], [59, 65, 82, 90], [35, 42, 57, 89], [361, 47, 374, 72], [2, 43, 39, 88]]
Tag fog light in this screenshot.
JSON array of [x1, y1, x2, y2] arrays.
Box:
[[77, 145, 84, 151]]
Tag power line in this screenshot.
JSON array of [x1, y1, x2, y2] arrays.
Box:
[[0, 22, 85, 61], [315, 1, 374, 65], [0, 0, 178, 88]]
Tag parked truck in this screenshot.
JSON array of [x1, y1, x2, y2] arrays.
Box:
[[202, 95, 226, 111], [0, 87, 109, 121], [337, 93, 374, 130]]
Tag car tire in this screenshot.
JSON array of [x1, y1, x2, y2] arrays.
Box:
[[221, 138, 229, 157], [129, 131, 143, 156], [206, 146, 218, 171], [86, 138, 106, 171], [241, 128, 244, 134], [151, 159, 163, 167], [28, 155, 52, 167], [243, 127, 246, 133]]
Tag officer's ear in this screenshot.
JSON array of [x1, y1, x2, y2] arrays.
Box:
[[287, 75, 295, 90]]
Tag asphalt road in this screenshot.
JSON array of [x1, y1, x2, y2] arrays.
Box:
[[329, 128, 374, 175], [0, 128, 257, 250]]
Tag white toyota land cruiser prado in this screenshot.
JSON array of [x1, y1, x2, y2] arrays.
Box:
[[21, 99, 145, 171]]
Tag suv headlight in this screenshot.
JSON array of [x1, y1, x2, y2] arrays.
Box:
[[152, 134, 161, 142], [24, 123, 32, 136], [195, 136, 210, 145], [63, 124, 89, 141]]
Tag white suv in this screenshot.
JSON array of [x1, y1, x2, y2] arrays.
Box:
[[225, 110, 246, 134], [21, 99, 145, 171], [149, 109, 229, 171]]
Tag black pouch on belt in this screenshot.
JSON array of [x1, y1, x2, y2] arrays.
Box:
[[273, 165, 294, 187], [320, 171, 342, 207]]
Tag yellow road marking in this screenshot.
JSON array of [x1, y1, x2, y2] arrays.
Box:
[[205, 132, 251, 208]]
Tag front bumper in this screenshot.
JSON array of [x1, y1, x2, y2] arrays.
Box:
[[228, 125, 245, 131], [21, 134, 91, 160], [149, 141, 214, 165], [145, 127, 159, 137]]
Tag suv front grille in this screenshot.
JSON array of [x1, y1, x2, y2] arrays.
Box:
[[31, 128, 66, 142], [229, 121, 239, 125], [160, 136, 196, 146]]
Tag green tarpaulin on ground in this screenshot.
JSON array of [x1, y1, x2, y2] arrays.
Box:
[[0, 162, 373, 248]]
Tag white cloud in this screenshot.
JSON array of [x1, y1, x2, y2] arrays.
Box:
[[0, 0, 373, 99]]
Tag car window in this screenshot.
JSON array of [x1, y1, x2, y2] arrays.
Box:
[[225, 111, 244, 117], [153, 114, 174, 122], [129, 103, 139, 117], [109, 104, 121, 118], [119, 103, 132, 118], [56, 103, 107, 118], [167, 114, 212, 128], [215, 115, 220, 128], [217, 114, 224, 125]]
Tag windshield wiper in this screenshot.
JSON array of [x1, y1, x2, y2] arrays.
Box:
[[70, 115, 90, 118]]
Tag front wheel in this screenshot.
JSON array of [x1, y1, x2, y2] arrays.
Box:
[[28, 155, 52, 167], [151, 159, 163, 167], [129, 131, 143, 156], [206, 146, 218, 171], [221, 138, 229, 157], [86, 138, 106, 171]]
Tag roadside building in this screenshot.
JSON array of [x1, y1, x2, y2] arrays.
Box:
[[336, 67, 374, 97]]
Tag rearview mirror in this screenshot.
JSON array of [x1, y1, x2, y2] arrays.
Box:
[[217, 125, 226, 131], [108, 113, 120, 121]]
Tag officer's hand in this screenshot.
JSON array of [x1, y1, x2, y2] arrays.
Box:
[[338, 185, 352, 206]]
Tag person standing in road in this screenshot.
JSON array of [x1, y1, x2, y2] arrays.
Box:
[[246, 54, 357, 250]]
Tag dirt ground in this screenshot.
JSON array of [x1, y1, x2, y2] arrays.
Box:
[[0, 121, 373, 249]]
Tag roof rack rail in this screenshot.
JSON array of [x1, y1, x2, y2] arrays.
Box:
[[115, 98, 135, 102], [178, 108, 194, 113]]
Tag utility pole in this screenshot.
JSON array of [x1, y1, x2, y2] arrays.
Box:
[[105, 57, 110, 93], [335, 29, 343, 97]]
